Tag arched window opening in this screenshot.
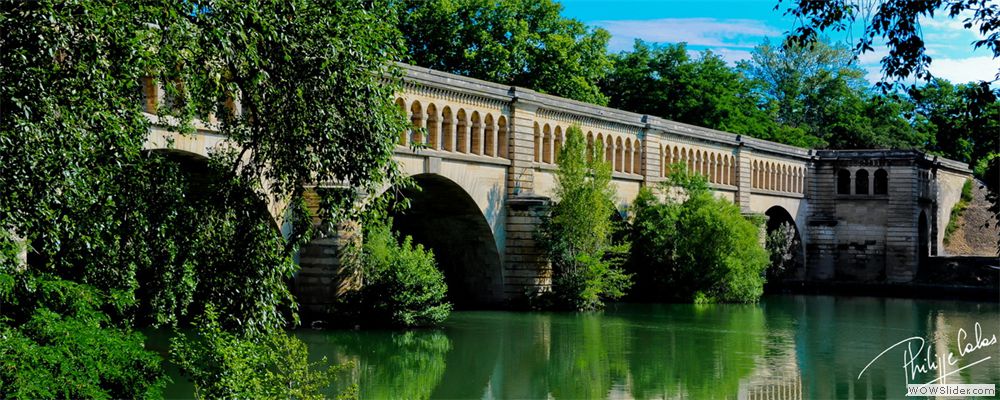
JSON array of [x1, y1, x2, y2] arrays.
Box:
[[497, 116, 508, 159], [533, 122, 541, 162], [615, 137, 624, 172], [426, 103, 439, 150], [624, 139, 633, 173], [856, 169, 870, 195], [874, 169, 888, 195], [456, 109, 469, 153], [837, 169, 851, 194], [442, 107, 455, 152], [483, 114, 495, 157], [410, 101, 424, 145], [633, 140, 642, 174], [542, 124, 552, 164], [605, 135, 613, 165], [470, 112, 482, 155]]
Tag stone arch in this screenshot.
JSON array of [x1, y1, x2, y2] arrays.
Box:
[[686, 148, 694, 173], [409, 100, 424, 145], [390, 173, 504, 306], [615, 137, 624, 172], [874, 168, 888, 195], [663, 144, 671, 175], [728, 155, 736, 185], [837, 169, 851, 195], [780, 165, 787, 192], [542, 124, 553, 164], [633, 139, 642, 174], [855, 169, 870, 195], [765, 205, 805, 280], [456, 109, 469, 153], [753, 160, 760, 188], [470, 111, 482, 155], [497, 116, 508, 159], [624, 138, 633, 173], [442, 106, 455, 152], [426, 103, 439, 150], [484, 114, 495, 157], [605, 134, 613, 165]]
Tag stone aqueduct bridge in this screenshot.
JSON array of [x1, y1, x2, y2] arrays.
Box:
[[142, 64, 972, 308]]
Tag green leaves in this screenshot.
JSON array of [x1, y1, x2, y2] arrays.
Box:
[[353, 220, 452, 328], [627, 166, 769, 304], [537, 126, 631, 311], [397, 0, 612, 105]]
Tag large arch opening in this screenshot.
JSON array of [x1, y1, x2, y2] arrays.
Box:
[[390, 174, 504, 308], [764, 206, 804, 282]]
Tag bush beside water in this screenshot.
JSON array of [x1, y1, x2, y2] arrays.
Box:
[[627, 166, 770, 303]]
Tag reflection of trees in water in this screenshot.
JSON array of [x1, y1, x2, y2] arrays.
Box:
[[300, 330, 451, 400], [547, 313, 629, 399], [298, 298, 1000, 399], [625, 303, 768, 399]]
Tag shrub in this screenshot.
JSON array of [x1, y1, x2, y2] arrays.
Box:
[[170, 309, 354, 400], [536, 125, 631, 311], [766, 222, 799, 280], [944, 178, 974, 245], [356, 221, 451, 327], [627, 165, 769, 303], [0, 273, 167, 399]]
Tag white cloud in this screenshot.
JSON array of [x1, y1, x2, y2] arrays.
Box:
[[592, 17, 780, 52], [929, 56, 999, 84]]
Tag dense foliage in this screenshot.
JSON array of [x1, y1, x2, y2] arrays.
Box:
[[1, 0, 407, 394], [0, 274, 167, 399], [352, 221, 452, 327], [536, 126, 631, 310], [171, 309, 354, 400], [602, 41, 781, 140], [628, 167, 770, 303], [394, 0, 612, 105]]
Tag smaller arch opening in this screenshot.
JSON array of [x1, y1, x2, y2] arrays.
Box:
[[874, 169, 888, 195], [837, 169, 851, 195], [855, 169, 870, 195]]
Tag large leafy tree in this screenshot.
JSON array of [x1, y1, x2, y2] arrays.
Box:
[[603, 41, 779, 137], [740, 38, 924, 149], [1, 0, 406, 394], [395, 0, 612, 105]]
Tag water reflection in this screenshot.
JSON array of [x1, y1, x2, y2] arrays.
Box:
[[290, 296, 1000, 399]]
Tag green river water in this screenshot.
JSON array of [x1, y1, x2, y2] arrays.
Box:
[[157, 295, 1000, 399]]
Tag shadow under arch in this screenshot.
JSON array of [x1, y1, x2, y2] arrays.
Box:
[[390, 173, 504, 308], [764, 205, 805, 279]]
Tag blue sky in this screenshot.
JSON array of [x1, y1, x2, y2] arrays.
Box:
[[559, 0, 999, 85]]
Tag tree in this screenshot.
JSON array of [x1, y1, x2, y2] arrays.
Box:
[[536, 126, 631, 310], [395, 0, 612, 105], [602, 41, 779, 140], [627, 165, 770, 303], [1, 0, 407, 394], [778, 0, 999, 88], [740, 38, 925, 149]]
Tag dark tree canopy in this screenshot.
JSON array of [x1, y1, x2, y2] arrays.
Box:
[[779, 0, 999, 87], [395, 0, 613, 105]]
